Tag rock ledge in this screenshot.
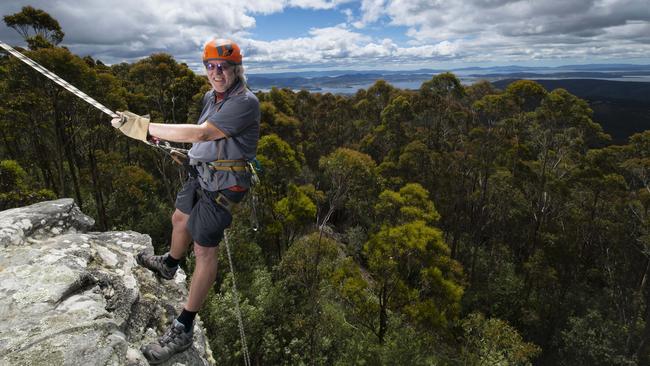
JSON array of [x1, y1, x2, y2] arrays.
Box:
[[0, 199, 214, 366]]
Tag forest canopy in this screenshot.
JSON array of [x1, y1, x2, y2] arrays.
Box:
[[1, 8, 650, 365]]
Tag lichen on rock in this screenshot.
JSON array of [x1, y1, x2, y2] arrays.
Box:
[[0, 199, 214, 366]]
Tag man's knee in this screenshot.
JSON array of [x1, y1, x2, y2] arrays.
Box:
[[172, 209, 189, 228], [194, 243, 219, 261]]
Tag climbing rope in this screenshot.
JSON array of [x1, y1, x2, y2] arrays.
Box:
[[0, 40, 118, 118], [0, 40, 187, 157], [223, 230, 252, 366]]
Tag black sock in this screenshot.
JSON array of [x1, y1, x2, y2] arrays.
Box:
[[177, 308, 197, 333], [164, 253, 181, 267]]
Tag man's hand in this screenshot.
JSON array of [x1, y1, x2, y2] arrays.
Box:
[[111, 111, 150, 142]]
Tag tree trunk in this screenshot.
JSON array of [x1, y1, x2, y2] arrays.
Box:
[[88, 149, 108, 230], [0, 128, 16, 159], [378, 283, 388, 344], [64, 127, 83, 209], [634, 260, 650, 363], [636, 293, 650, 364], [54, 112, 68, 197], [153, 156, 176, 205]]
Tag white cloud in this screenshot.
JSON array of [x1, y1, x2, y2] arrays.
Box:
[[243, 25, 372, 66], [242, 25, 462, 71], [342, 8, 355, 23], [375, 0, 650, 64], [0, 0, 352, 66], [288, 0, 353, 9], [1, 0, 648, 71], [353, 0, 386, 28]]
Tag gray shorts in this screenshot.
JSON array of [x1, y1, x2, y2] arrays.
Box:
[[175, 178, 246, 247]]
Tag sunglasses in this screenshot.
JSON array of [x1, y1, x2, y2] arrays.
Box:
[[204, 61, 232, 73]]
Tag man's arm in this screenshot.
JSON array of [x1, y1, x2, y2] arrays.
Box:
[[148, 121, 226, 143]]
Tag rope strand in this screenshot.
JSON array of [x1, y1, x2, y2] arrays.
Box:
[[0, 40, 118, 118], [223, 230, 251, 366], [0, 40, 188, 157]]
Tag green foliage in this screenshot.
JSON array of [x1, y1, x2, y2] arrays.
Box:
[[558, 310, 635, 366], [319, 147, 380, 228], [461, 312, 541, 365], [0, 160, 56, 210], [473, 93, 519, 125], [365, 183, 463, 341], [374, 183, 440, 225], [125, 53, 206, 123], [537, 88, 610, 145], [269, 87, 295, 116], [365, 220, 463, 329], [363, 95, 414, 162], [420, 72, 466, 100], [257, 133, 302, 193], [260, 100, 301, 145], [0, 160, 27, 193], [3, 6, 65, 47], [505, 79, 548, 112], [107, 165, 171, 248], [274, 184, 317, 247]]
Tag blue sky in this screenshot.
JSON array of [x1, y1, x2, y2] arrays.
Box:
[[1, 0, 649, 73], [252, 8, 347, 41]]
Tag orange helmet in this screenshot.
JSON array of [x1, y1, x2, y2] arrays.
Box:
[[203, 39, 242, 65]]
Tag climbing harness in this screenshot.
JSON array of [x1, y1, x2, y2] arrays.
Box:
[[205, 159, 249, 172], [185, 156, 262, 231], [0, 40, 187, 158]]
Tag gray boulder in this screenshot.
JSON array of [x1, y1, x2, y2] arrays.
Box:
[[0, 199, 215, 366]]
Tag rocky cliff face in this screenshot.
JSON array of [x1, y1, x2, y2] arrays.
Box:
[[0, 199, 215, 366]]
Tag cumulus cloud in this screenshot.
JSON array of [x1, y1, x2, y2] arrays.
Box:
[[288, 0, 353, 9], [352, 0, 386, 28], [372, 0, 650, 63], [242, 24, 460, 70], [1, 0, 648, 72], [0, 0, 264, 67]]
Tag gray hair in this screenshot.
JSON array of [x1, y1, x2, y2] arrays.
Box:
[[234, 64, 247, 85]]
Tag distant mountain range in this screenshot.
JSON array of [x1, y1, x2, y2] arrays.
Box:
[[247, 64, 650, 144], [247, 63, 650, 92], [248, 64, 650, 81]]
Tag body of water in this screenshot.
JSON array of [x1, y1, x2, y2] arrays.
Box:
[[252, 75, 650, 95]]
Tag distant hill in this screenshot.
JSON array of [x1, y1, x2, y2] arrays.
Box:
[[248, 72, 434, 91], [247, 67, 650, 144], [493, 79, 650, 143]]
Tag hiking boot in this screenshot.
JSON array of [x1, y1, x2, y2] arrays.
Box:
[[141, 319, 193, 364], [136, 252, 178, 280]]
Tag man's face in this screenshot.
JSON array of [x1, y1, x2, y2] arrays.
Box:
[[205, 61, 236, 93]]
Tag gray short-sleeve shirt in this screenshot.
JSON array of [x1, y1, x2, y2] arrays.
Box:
[[188, 81, 260, 191]]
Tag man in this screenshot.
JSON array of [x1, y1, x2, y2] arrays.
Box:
[[111, 39, 260, 364]]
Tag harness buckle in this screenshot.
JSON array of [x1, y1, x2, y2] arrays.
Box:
[[215, 192, 234, 213]]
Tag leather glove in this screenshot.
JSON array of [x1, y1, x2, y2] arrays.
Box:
[[111, 111, 150, 142]]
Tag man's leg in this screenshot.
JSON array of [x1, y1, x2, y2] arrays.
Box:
[[185, 243, 219, 311], [141, 242, 220, 364], [170, 209, 192, 259], [173, 243, 218, 339]]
